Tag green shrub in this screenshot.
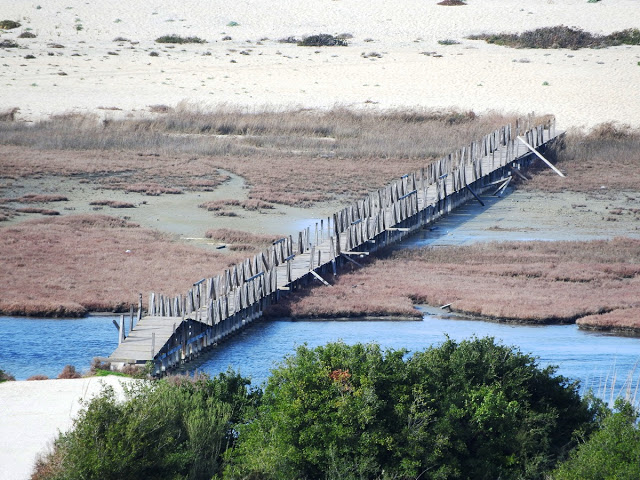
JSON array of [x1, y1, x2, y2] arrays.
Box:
[[0, 367, 15, 382], [298, 34, 347, 47], [0, 20, 21, 30], [553, 399, 640, 479], [438, 39, 460, 45], [225, 338, 599, 480], [34, 370, 260, 480], [155, 34, 206, 44], [469, 25, 640, 49], [607, 28, 640, 46]]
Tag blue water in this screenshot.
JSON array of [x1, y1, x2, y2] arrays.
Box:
[[188, 315, 640, 402], [2, 314, 639, 405], [0, 316, 118, 380]]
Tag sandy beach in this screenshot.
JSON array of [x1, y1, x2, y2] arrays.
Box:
[[1, 0, 639, 129], [0, 376, 137, 480], [2, 1, 640, 478]]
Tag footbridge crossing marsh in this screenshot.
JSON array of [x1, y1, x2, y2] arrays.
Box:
[[106, 118, 564, 375]]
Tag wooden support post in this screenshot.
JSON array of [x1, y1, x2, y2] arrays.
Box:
[[119, 315, 125, 344], [150, 292, 155, 316], [151, 332, 155, 357], [311, 270, 331, 287], [493, 177, 512, 196], [129, 305, 134, 334], [518, 136, 565, 177], [510, 166, 529, 182], [465, 184, 485, 206], [341, 253, 363, 268], [138, 293, 143, 322]]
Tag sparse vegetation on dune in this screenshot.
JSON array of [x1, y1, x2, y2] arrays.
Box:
[[469, 25, 640, 49], [0, 215, 263, 317], [297, 34, 348, 47], [269, 238, 640, 327], [155, 34, 206, 44]]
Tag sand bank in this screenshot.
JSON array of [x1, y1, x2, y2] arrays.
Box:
[[0, 376, 138, 480], [1, 0, 639, 129]]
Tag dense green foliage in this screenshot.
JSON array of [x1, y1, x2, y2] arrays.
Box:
[[553, 399, 640, 479], [225, 338, 598, 480], [37, 338, 633, 480], [35, 370, 259, 480]]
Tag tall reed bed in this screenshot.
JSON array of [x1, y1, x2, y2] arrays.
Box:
[[0, 105, 518, 159]]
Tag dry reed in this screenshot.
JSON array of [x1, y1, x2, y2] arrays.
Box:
[[89, 200, 136, 208], [0, 215, 258, 316], [204, 228, 282, 245], [526, 123, 640, 193], [15, 207, 60, 215], [270, 238, 640, 327], [57, 365, 82, 379]]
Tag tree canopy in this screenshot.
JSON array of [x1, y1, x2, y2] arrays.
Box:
[[35, 338, 631, 480], [224, 337, 598, 480]]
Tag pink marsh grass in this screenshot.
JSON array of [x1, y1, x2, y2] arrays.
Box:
[[270, 238, 640, 326]]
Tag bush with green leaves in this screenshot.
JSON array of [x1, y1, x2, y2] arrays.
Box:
[[224, 338, 599, 480], [553, 398, 640, 479], [33, 370, 260, 480], [0, 20, 21, 30]]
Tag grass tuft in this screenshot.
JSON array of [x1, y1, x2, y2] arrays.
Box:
[[16, 207, 60, 215], [89, 200, 136, 208], [155, 34, 206, 44]]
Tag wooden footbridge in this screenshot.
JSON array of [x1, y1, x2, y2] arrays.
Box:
[[108, 117, 563, 375]]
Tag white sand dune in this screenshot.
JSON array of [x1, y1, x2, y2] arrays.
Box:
[[1, 0, 639, 129], [0, 377, 137, 480]]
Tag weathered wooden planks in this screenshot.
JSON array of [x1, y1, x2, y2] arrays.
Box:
[[109, 117, 561, 372]]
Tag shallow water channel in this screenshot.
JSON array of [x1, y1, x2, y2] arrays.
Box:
[[1, 313, 639, 405]]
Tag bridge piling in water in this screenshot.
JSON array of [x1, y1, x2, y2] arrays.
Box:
[[107, 117, 563, 375]]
